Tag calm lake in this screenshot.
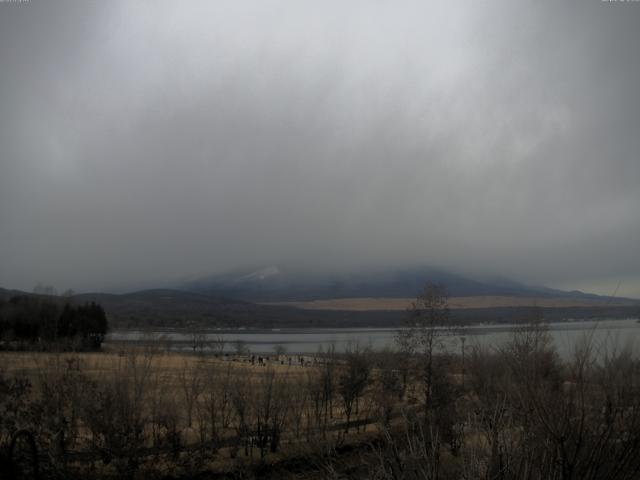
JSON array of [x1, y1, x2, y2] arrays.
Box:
[[107, 317, 640, 358]]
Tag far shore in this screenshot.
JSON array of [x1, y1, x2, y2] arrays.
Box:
[[265, 295, 638, 311]]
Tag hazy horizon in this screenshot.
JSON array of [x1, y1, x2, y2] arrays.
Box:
[[1, 1, 639, 297]]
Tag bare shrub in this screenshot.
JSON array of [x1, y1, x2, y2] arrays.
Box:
[[338, 345, 371, 433], [197, 361, 234, 449], [25, 353, 95, 474], [78, 351, 154, 478], [0, 369, 33, 448], [178, 359, 203, 428], [251, 367, 290, 457]]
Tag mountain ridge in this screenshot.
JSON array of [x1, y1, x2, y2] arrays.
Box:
[[182, 265, 633, 303]]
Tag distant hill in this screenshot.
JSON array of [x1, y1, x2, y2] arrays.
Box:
[[62, 288, 640, 329], [70, 288, 401, 329], [73, 289, 273, 328], [2, 284, 639, 330], [182, 265, 631, 303]]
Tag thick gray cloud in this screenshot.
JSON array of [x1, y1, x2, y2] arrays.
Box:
[[1, 0, 639, 296]]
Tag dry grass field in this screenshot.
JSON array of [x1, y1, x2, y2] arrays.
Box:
[[0, 346, 395, 478], [0, 349, 304, 379]]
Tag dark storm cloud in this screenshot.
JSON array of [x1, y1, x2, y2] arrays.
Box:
[[1, 0, 639, 296]]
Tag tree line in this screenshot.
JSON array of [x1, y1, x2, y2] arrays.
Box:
[[0, 295, 108, 350]]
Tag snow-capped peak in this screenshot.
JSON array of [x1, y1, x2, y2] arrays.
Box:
[[235, 266, 281, 283]]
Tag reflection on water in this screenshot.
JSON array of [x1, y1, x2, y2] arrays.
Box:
[[106, 318, 640, 358]]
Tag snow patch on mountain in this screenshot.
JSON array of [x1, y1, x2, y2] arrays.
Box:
[[234, 266, 281, 284]]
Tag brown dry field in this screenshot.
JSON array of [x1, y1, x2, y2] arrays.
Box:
[[267, 295, 632, 311], [0, 349, 390, 469], [0, 349, 385, 477], [0, 349, 338, 444], [0, 348, 308, 382]]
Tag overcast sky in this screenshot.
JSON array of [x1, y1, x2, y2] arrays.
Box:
[[1, 0, 639, 296]]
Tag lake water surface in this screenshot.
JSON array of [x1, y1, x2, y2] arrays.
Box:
[[107, 318, 640, 358]]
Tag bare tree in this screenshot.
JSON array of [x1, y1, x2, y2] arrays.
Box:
[[396, 283, 450, 414], [79, 351, 155, 479], [211, 334, 226, 356], [338, 346, 371, 433], [189, 329, 208, 354], [287, 373, 309, 439], [373, 349, 404, 427], [179, 360, 203, 428], [197, 361, 234, 450], [233, 340, 248, 356], [251, 367, 288, 457], [273, 344, 287, 359]]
